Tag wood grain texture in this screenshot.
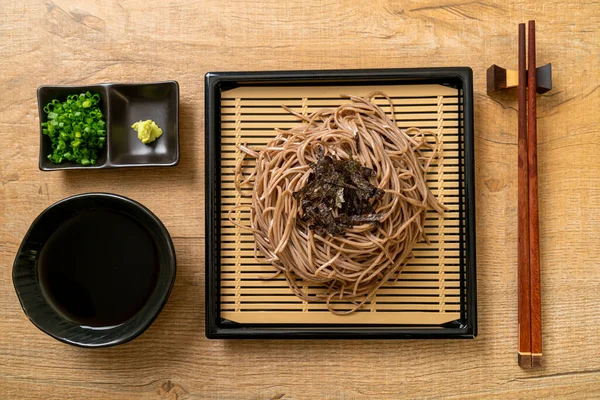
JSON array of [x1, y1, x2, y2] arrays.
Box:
[[1, 0, 599, 398]]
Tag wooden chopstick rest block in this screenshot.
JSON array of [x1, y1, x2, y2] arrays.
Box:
[[486, 63, 552, 95]]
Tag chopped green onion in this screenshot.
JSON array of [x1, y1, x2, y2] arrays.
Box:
[[41, 91, 106, 165]]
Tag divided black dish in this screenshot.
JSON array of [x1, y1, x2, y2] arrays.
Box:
[[204, 68, 477, 339], [37, 81, 179, 171]]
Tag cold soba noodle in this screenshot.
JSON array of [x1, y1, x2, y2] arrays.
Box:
[[231, 92, 445, 314]]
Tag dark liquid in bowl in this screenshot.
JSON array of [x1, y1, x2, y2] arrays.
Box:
[[37, 209, 160, 327]]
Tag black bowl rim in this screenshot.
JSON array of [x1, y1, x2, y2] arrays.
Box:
[[12, 192, 177, 348], [37, 80, 180, 171]]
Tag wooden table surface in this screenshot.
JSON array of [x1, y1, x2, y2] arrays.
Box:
[[1, 1, 599, 398]]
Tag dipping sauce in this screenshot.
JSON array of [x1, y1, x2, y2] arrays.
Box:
[[37, 209, 159, 327]]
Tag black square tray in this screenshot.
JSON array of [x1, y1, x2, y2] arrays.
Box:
[[205, 68, 476, 339]]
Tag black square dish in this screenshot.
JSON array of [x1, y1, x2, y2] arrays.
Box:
[[37, 81, 179, 171], [205, 68, 477, 339]]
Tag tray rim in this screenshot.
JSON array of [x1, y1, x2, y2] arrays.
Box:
[[205, 67, 476, 339]]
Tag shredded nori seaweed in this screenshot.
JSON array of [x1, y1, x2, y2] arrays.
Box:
[[293, 147, 384, 236]]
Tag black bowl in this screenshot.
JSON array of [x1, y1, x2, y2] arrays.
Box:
[[12, 193, 176, 348]]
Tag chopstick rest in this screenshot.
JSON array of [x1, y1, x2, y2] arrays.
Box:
[[486, 63, 552, 95]]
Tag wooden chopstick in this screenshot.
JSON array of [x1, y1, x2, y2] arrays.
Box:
[[528, 20, 543, 367], [517, 22, 532, 368]]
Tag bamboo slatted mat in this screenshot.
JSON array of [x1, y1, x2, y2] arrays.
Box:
[[219, 84, 465, 325]]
